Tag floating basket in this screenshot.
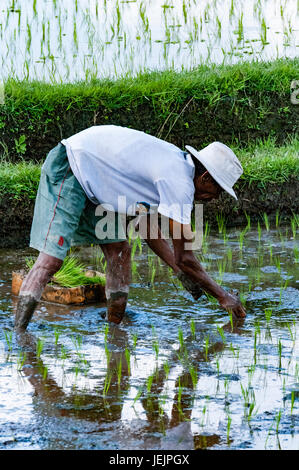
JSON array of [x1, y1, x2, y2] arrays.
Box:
[[12, 270, 106, 305]]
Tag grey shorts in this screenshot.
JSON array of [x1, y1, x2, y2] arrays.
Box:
[[30, 143, 127, 260]]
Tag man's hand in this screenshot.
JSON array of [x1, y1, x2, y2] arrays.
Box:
[[218, 291, 246, 319]]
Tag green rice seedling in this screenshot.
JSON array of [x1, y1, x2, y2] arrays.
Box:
[[228, 312, 233, 330], [291, 218, 297, 239], [235, 12, 244, 43], [42, 366, 48, 380], [151, 326, 159, 360], [105, 343, 111, 367], [244, 212, 251, 229], [226, 414, 232, 444], [275, 210, 281, 228], [263, 213, 270, 231], [277, 340, 282, 370], [71, 334, 83, 352], [239, 226, 248, 251], [54, 328, 61, 346], [117, 358, 122, 387], [257, 221, 262, 241], [274, 256, 281, 273], [125, 347, 131, 374], [291, 391, 295, 415], [269, 243, 273, 261], [190, 319, 196, 339], [275, 409, 282, 435], [260, 17, 268, 45], [104, 324, 109, 344], [279, 279, 288, 304], [216, 212, 226, 234], [132, 386, 143, 407], [229, 0, 234, 18], [253, 329, 258, 364], [216, 16, 221, 39], [59, 344, 68, 361], [226, 247, 233, 268], [26, 255, 105, 288], [103, 371, 112, 397], [286, 322, 295, 344], [204, 335, 209, 361], [189, 364, 197, 389], [150, 265, 156, 287], [16, 351, 26, 372], [178, 327, 184, 350], [146, 373, 154, 394], [132, 333, 138, 352], [217, 325, 226, 343], [163, 360, 170, 381], [4, 330, 13, 353], [36, 338, 44, 358], [265, 308, 272, 324]]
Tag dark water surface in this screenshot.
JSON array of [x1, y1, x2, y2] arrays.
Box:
[[0, 226, 298, 450]]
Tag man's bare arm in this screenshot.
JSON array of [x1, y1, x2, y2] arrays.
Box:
[[169, 219, 246, 319]]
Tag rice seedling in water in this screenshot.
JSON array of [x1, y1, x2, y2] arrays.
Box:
[[16, 351, 26, 372], [4, 330, 13, 353], [132, 386, 143, 407], [263, 213, 270, 231], [190, 319, 196, 339], [54, 328, 61, 346], [217, 325, 226, 343], [103, 371, 112, 397], [277, 339, 282, 370], [226, 414, 232, 445], [125, 347, 131, 374], [42, 365, 48, 380], [117, 357, 122, 387], [163, 360, 170, 380], [216, 213, 226, 234], [189, 364, 197, 389], [151, 325, 159, 360], [36, 338, 44, 358], [146, 373, 154, 395], [257, 221, 262, 241], [265, 308, 272, 324]]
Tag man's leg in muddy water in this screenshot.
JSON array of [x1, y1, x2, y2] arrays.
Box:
[[100, 241, 131, 324], [14, 252, 63, 331]]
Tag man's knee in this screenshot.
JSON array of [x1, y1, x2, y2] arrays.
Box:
[[34, 252, 63, 276], [103, 241, 131, 263]]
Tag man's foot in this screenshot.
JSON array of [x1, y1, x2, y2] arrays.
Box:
[[106, 291, 128, 325], [14, 295, 38, 331]]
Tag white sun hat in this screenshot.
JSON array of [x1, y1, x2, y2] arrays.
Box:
[[185, 141, 243, 200]]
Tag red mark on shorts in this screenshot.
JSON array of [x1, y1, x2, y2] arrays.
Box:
[[58, 236, 64, 247]]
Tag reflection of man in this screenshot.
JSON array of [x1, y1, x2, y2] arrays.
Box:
[[15, 125, 245, 331]]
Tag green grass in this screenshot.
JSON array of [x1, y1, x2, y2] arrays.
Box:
[[0, 160, 41, 199], [235, 137, 299, 185], [1, 58, 298, 163]]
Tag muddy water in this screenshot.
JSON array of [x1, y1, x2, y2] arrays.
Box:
[[0, 226, 298, 450]]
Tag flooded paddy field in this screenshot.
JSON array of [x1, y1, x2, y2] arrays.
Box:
[[0, 223, 298, 450], [0, 0, 298, 81]]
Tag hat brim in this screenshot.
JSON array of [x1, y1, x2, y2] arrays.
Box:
[[186, 145, 238, 200]]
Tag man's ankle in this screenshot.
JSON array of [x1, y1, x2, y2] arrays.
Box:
[[14, 294, 38, 331], [106, 291, 128, 324]]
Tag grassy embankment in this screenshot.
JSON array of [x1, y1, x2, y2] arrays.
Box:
[[0, 59, 298, 246]]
